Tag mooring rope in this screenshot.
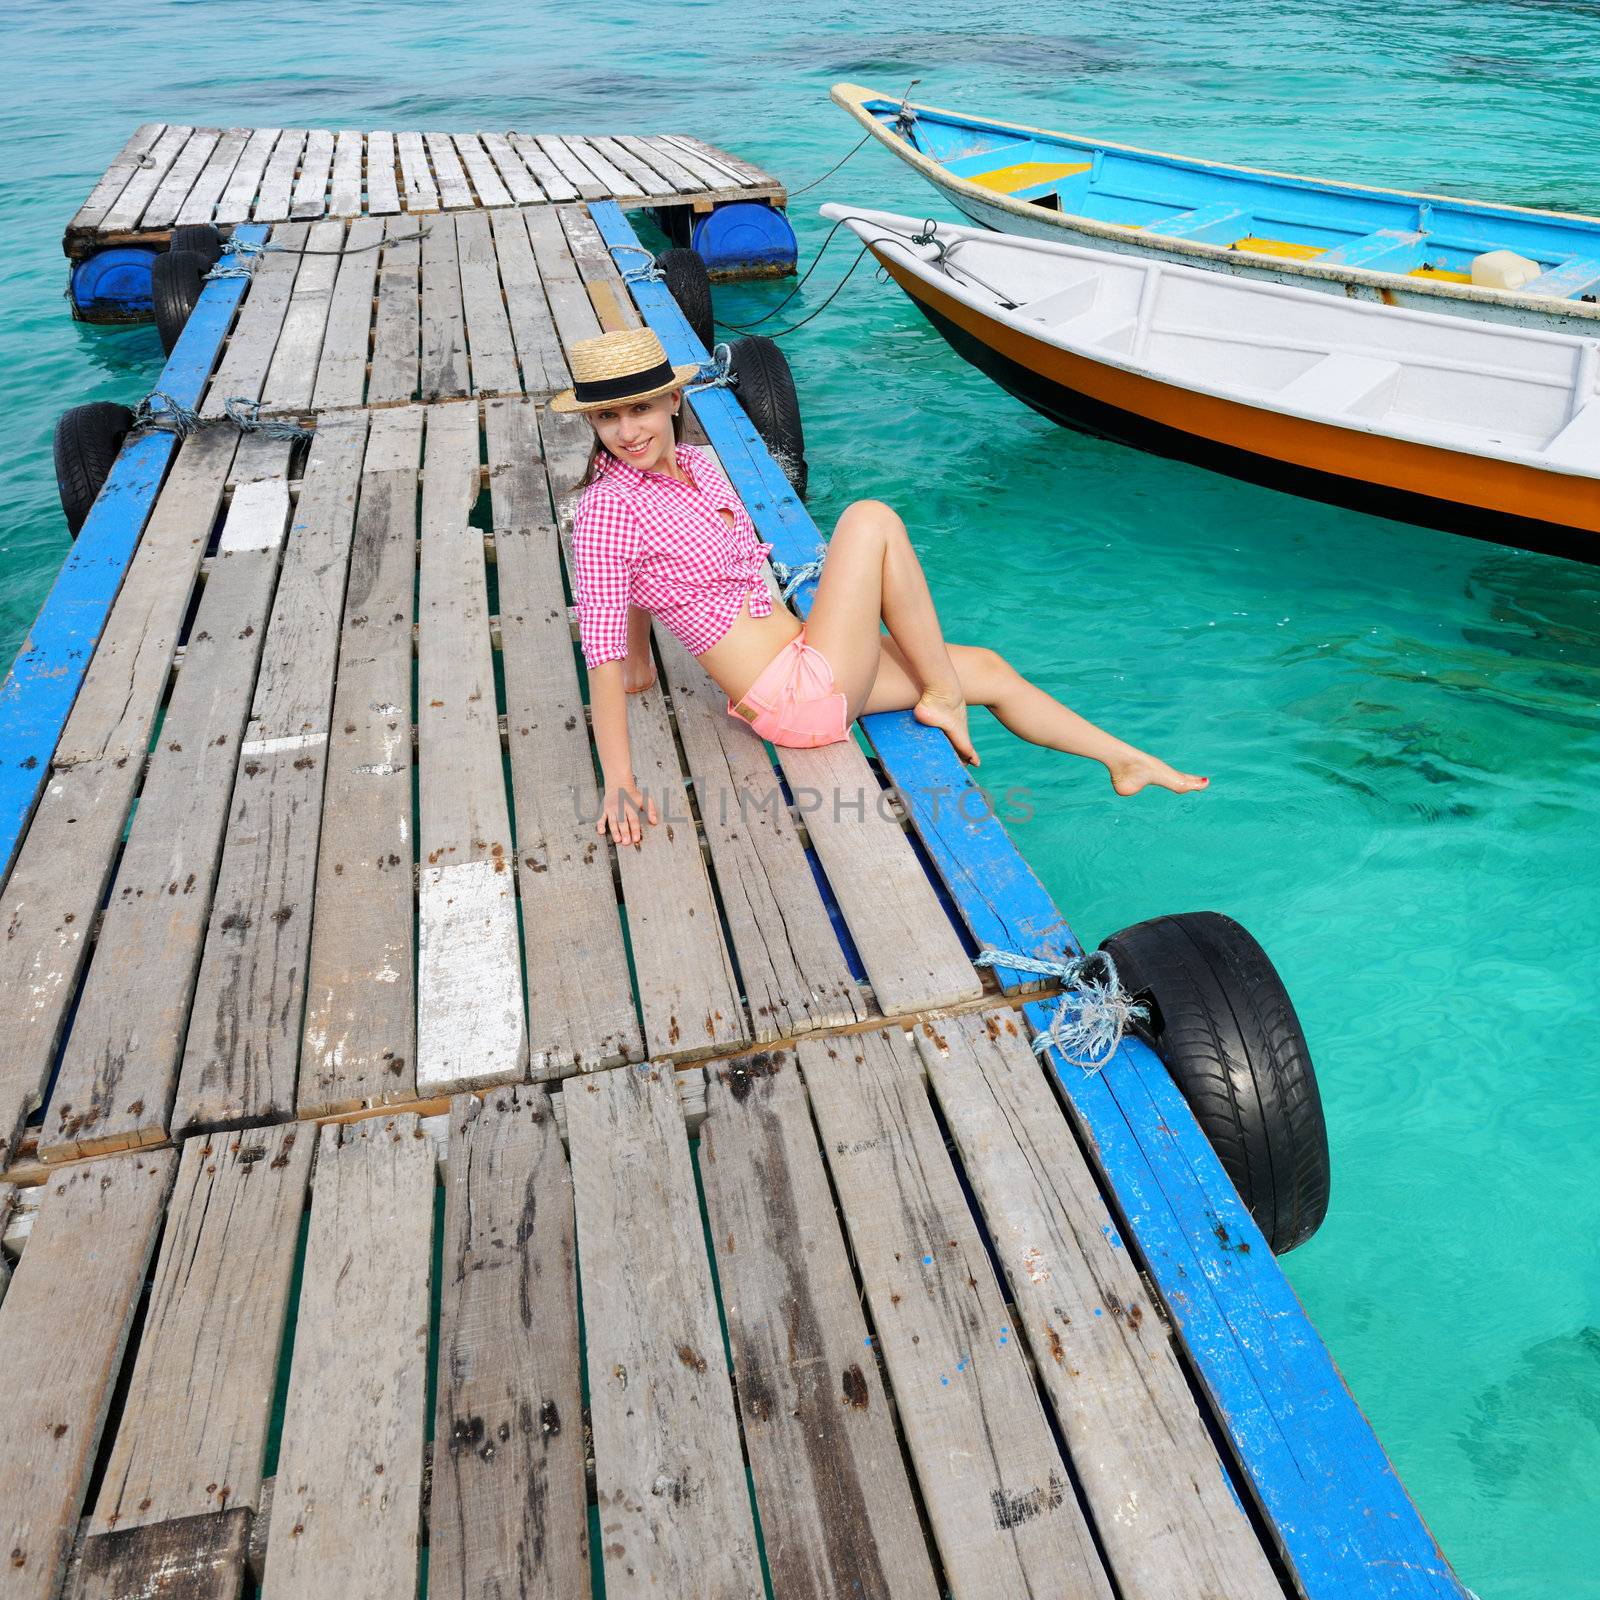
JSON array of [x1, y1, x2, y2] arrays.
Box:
[[771, 542, 827, 602], [973, 947, 1149, 1072], [608, 242, 665, 284], [712, 213, 1015, 341], [129, 390, 311, 441], [685, 341, 735, 392]]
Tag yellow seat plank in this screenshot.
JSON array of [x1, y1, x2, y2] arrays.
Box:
[[969, 160, 1092, 195], [1232, 235, 1327, 261], [1410, 265, 1471, 282]]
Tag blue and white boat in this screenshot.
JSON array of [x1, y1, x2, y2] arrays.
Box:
[[833, 82, 1600, 336]]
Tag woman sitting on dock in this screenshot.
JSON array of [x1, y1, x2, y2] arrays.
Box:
[[554, 329, 1209, 846]]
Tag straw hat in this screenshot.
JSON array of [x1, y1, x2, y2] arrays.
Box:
[[549, 327, 700, 413]]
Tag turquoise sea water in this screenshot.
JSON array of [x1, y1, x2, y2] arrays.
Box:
[[4, 2, 1598, 1593]]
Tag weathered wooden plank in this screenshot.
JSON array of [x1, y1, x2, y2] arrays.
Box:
[[562, 135, 632, 196], [101, 125, 194, 233], [526, 206, 604, 350], [799, 1028, 1114, 1600], [420, 211, 468, 400], [263, 1116, 432, 1600], [214, 126, 282, 225], [489, 208, 568, 397], [430, 1090, 589, 1599], [590, 135, 675, 199], [289, 127, 335, 219], [143, 127, 222, 229], [650, 134, 749, 198], [617, 135, 702, 195], [0, 431, 238, 1160], [915, 1011, 1282, 1600], [656, 613, 866, 1041], [177, 127, 251, 225], [508, 134, 578, 203], [70, 123, 167, 235], [329, 129, 364, 215], [0, 1150, 177, 1600], [566, 1064, 763, 1599], [0, 1184, 12, 1306], [417, 403, 525, 1095], [453, 132, 512, 208], [90, 1125, 312, 1534], [480, 131, 542, 204], [670, 134, 778, 191], [455, 209, 520, 395], [312, 216, 383, 408], [559, 205, 642, 334], [299, 408, 421, 1118], [175, 420, 368, 1133], [486, 400, 641, 1076], [700, 1051, 940, 1600], [395, 130, 438, 212], [778, 735, 983, 1016], [68, 1510, 251, 1600], [202, 220, 308, 416], [252, 129, 307, 223], [262, 217, 344, 412], [365, 130, 400, 215], [368, 213, 422, 404], [532, 136, 607, 201], [41, 473, 292, 1161], [425, 130, 474, 209], [658, 133, 764, 191]]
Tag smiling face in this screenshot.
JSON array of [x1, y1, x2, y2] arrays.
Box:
[[589, 390, 681, 476]]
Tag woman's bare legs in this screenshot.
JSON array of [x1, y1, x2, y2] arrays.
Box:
[[802, 499, 980, 763], [864, 629, 1210, 796]]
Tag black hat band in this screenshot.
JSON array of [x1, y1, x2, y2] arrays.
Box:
[[571, 360, 678, 404]]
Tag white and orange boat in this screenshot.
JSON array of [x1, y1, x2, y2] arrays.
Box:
[[823, 204, 1600, 560]]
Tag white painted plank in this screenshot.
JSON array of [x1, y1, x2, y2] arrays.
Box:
[[289, 127, 335, 219], [366, 129, 400, 214], [253, 128, 307, 223], [215, 126, 283, 224], [452, 132, 512, 208], [395, 130, 438, 212]]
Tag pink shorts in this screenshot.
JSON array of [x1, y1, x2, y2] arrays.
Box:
[[726, 628, 850, 748]]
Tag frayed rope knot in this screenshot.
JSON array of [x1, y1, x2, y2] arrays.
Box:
[[972, 946, 1148, 1072], [203, 237, 276, 280], [771, 542, 827, 603], [686, 342, 734, 393], [608, 243, 665, 285], [131, 392, 203, 438], [224, 397, 313, 440]]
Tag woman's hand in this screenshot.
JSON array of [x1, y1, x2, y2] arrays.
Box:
[[599, 776, 659, 848], [622, 653, 657, 694]]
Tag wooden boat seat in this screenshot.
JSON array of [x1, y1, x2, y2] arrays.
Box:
[[1143, 203, 1253, 244], [1522, 257, 1600, 300], [1316, 229, 1426, 273], [1541, 399, 1600, 466], [968, 160, 1092, 196], [1274, 353, 1401, 418]]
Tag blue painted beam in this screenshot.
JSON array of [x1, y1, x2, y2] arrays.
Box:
[[0, 224, 268, 882], [588, 198, 1468, 1599]]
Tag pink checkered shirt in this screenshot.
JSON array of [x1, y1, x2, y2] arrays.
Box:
[[571, 443, 775, 670]]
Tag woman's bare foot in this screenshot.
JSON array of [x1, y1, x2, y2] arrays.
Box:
[[914, 686, 980, 766], [1107, 750, 1209, 796]]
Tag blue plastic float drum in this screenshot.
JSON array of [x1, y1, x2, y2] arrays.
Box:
[[69, 248, 159, 320], [690, 203, 797, 279]]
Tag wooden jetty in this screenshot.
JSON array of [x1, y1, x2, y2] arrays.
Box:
[[0, 157, 1469, 1600], [64, 124, 784, 255]]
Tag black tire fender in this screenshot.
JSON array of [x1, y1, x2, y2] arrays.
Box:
[[152, 249, 209, 355], [54, 401, 136, 537], [167, 224, 222, 268], [656, 247, 714, 354], [728, 334, 808, 500], [1099, 911, 1331, 1253]]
